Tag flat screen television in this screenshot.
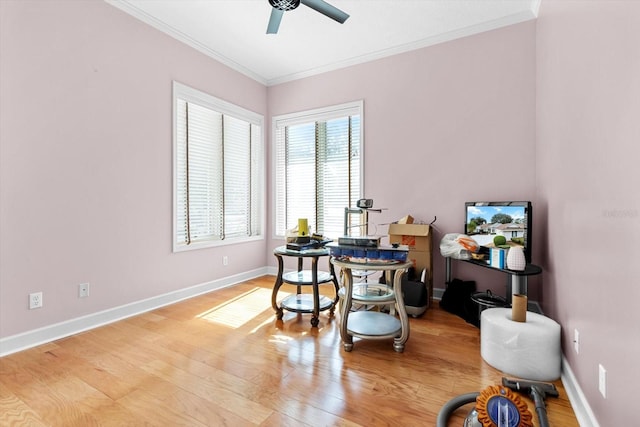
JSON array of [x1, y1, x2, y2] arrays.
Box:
[[464, 201, 533, 263]]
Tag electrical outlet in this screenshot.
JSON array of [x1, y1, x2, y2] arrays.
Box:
[[79, 283, 90, 298], [599, 364, 607, 398], [29, 292, 43, 309], [223, 256, 228, 266], [574, 329, 579, 354]]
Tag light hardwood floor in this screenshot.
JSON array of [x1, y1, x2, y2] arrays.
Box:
[[0, 276, 578, 426]]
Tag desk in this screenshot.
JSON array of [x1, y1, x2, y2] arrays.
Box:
[[445, 257, 542, 305], [331, 258, 412, 352], [272, 246, 340, 327]]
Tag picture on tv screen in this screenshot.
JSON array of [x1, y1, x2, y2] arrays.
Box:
[[465, 201, 532, 262]]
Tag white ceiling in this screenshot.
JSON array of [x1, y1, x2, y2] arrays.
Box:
[[105, 0, 539, 86]]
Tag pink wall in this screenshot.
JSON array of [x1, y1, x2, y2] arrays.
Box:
[[3, 0, 635, 423], [0, 0, 268, 338], [536, 1, 640, 424], [1, 0, 539, 339], [268, 21, 538, 299]]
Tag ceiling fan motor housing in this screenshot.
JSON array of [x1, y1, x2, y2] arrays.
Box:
[[269, 0, 301, 11]]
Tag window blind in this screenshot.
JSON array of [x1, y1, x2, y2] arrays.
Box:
[[174, 82, 263, 250], [273, 101, 362, 238]]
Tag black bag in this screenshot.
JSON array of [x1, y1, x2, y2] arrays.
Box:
[[440, 278, 477, 325]]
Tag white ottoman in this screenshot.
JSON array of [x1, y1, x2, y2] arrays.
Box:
[[481, 308, 561, 381]]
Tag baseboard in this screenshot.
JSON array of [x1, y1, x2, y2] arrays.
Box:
[[562, 355, 601, 427], [433, 286, 445, 300], [0, 267, 269, 357], [266, 265, 278, 276]]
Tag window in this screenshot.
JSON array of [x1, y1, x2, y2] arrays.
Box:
[[273, 101, 363, 239], [173, 82, 264, 251]]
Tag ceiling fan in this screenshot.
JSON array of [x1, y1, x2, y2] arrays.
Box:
[[267, 0, 350, 34]]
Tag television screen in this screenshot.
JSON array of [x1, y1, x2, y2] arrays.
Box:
[[464, 201, 532, 263]]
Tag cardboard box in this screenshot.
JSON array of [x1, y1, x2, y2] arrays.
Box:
[[388, 223, 431, 251], [388, 223, 433, 307], [397, 215, 414, 225]]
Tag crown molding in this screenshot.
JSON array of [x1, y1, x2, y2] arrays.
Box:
[[104, 0, 268, 85], [105, 1, 537, 87], [266, 9, 537, 86]]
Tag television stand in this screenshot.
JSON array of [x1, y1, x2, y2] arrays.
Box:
[[444, 257, 542, 305]]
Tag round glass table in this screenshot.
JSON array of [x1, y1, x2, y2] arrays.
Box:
[[272, 246, 340, 327], [331, 258, 412, 352]]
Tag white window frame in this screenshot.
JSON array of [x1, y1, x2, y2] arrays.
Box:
[[271, 100, 364, 239], [173, 81, 265, 252]]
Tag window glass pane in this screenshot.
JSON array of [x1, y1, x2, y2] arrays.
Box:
[[319, 117, 353, 237], [224, 115, 250, 238], [348, 115, 362, 235], [274, 126, 287, 236], [176, 99, 189, 245], [250, 123, 263, 236], [286, 123, 317, 232], [187, 102, 223, 243]]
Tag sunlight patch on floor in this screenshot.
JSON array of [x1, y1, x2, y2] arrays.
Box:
[[269, 334, 295, 344], [197, 287, 274, 328], [249, 317, 275, 334]]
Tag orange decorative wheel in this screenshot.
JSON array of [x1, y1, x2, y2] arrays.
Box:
[[474, 385, 533, 427]]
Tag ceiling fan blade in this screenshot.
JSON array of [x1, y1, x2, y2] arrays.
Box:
[[301, 0, 349, 24], [266, 8, 284, 34]]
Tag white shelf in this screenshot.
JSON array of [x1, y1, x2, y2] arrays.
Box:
[[347, 311, 402, 338]]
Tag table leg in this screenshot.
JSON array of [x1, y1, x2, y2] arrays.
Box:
[[311, 256, 320, 327], [339, 267, 354, 352], [393, 267, 410, 353], [329, 261, 340, 316], [272, 254, 284, 320], [385, 270, 396, 316]]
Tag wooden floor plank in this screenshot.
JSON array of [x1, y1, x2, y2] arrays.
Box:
[[0, 275, 578, 426], [0, 391, 48, 426]]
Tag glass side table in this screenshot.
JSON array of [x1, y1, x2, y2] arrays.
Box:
[[331, 258, 412, 352], [272, 246, 340, 327]]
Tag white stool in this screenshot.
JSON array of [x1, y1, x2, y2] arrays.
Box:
[[481, 308, 561, 381]]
